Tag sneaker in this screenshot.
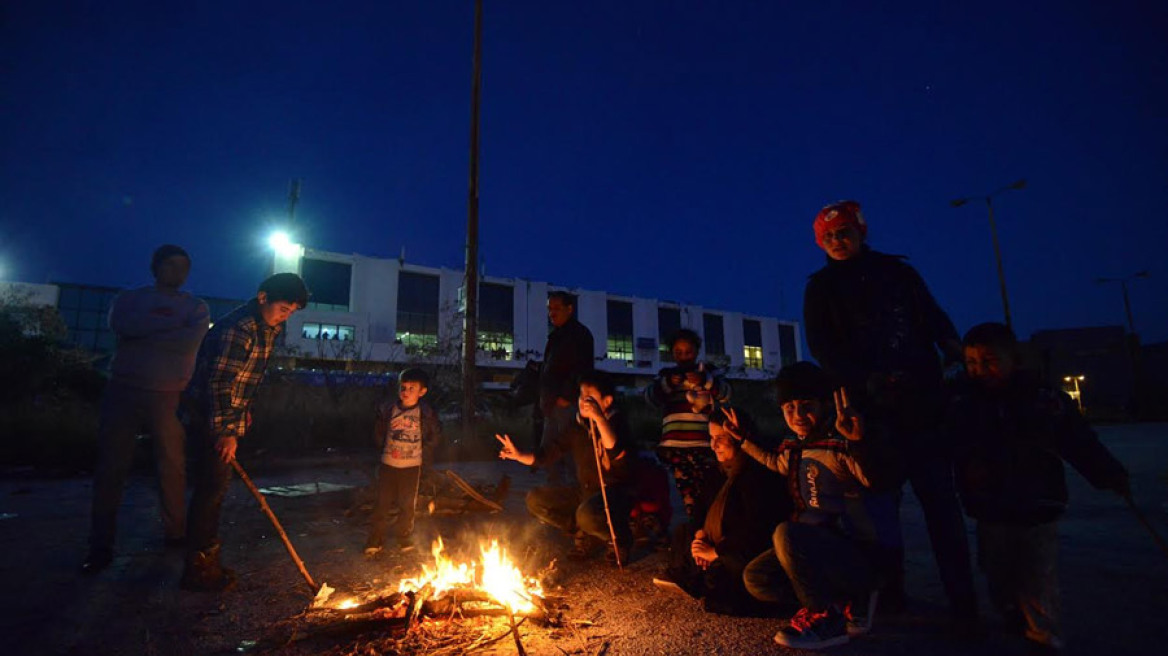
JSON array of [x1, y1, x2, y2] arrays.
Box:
[[845, 590, 879, 636], [774, 606, 849, 649], [396, 539, 416, 553], [364, 535, 384, 557], [567, 533, 601, 560], [179, 545, 237, 592], [652, 577, 696, 599]]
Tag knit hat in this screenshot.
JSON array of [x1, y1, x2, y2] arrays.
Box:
[[150, 244, 190, 275], [774, 362, 834, 405], [813, 200, 867, 248]]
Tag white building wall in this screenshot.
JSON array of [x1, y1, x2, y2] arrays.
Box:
[[759, 317, 782, 374], [723, 311, 745, 368], [574, 289, 606, 363], [631, 297, 658, 367]]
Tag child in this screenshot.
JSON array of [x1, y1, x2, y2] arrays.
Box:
[[365, 368, 442, 555], [498, 370, 635, 565], [948, 323, 1129, 652], [732, 362, 887, 649], [644, 328, 731, 521]]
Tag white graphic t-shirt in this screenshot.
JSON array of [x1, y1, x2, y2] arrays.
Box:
[[381, 403, 423, 468]]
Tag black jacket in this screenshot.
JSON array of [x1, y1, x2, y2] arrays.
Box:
[[946, 374, 1128, 525], [539, 317, 594, 410], [803, 248, 958, 399]]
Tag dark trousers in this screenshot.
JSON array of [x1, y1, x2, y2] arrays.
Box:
[[978, 521, 1062, 648], [538, 404, 578, 485], [656, 445, 721, 522], [89, 381, 187, 553], [185, 422, 233, 554], [746, 521, 874, 612], [860, 453, 978, 617], [526, 485, 633, 547], [368, 464, 422, 542], [666, 521, 758, 615]]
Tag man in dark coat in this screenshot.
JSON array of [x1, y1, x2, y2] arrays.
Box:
[[537, 291, 595, 482], [802, 200, 977, 626]]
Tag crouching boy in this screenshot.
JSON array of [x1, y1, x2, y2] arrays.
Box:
[[949, 323, 1129, 652], [365, 368, 442, 555], [497, 371, 635, 565], [733, 362, 888, 649]]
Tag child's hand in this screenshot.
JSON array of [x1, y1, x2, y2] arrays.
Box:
[[834, 388, 863, 442], [496, 434, 520, 461], [578, 397, 603, 421]]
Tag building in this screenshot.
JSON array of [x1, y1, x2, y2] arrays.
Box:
[[3, 245, 803, 383], [275, 244, 802, 382]]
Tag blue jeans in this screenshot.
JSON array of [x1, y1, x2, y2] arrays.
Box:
[[89, 381, 187, 553]]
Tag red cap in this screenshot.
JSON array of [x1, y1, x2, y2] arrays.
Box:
[[813, 200, 867, 248]]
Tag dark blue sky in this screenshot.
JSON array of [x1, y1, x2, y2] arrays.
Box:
[[3, 1, 1167, 342]]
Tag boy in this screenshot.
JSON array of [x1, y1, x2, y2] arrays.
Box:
[[497, 370, 634, 565], [732, 362, 887, 649], [180, 272, 307, 592], [949, 323, 1129, 652], [365, 368, 442, 555], [644, 328, 731, 521]]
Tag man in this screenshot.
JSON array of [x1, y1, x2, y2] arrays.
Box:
[[83, 245, 210, 573], [179, 272, 307, 592], [802, 200, 978, 628], [537, 291, 595, 482]]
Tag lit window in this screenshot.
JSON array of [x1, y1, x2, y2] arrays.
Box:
[[302, 323, 321, 339], [606, 300, 634, 365], [743, 345, 763, 369], [743, 318, 763, 369]]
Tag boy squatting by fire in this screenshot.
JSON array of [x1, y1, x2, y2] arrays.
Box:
[[496, 370, 636, 566]]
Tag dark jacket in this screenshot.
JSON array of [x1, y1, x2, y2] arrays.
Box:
[[946, 374, 1128, 525], [803, 248, 958, 401], [539, 317, 594, 411], [700, 453, 789, 577], [532, 407, 632, 494]]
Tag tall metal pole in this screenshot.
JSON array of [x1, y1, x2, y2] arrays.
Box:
[[461, 0, 483, 441], [287, 178, 302, 228], [984, 196, 1013, 330], [1120, 280, 1135, 335]]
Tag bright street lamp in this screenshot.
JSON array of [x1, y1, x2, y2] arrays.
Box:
[[1095, 271, 1149, 335], [1063, 375, 1086, 413], [951, 178, 1027, 330], [268, 230, 300, 257]]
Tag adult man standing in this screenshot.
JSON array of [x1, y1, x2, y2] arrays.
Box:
[[802, 201, 978, 628], [538, 291, 595, 481], [83, 245, 210, 573], [179, 272, 307, 592]]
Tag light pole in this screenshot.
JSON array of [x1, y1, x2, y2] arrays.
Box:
[[1096, 271, 1149, 335], [1063, 374, 1086, 414], [951, 178, 1027, 330], [461, 0, 484, 442]]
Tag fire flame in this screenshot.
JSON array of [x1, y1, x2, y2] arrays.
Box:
[[397, 537, 543, 614]]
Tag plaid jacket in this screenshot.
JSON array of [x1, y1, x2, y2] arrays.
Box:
[[181, 300, 282, 440]]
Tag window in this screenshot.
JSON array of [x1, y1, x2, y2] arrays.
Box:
[[477, 282, 514, 360], [657, 306, 681, 362], [606, 299, 634, 364], [301, 258, 352, 312], [778, 323, 798, 367], [703, 313, 725, 356], [743, 318, 763, 369], [302, 322, 356, 341], [396, 271, 440, 355]]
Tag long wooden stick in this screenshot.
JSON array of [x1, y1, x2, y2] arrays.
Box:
[[507, 608, 528, 656], [587, 419, 623, 569], [231, 459, 318, 592]]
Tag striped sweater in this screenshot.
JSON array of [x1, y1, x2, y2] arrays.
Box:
[[644, 362, 731, 448]]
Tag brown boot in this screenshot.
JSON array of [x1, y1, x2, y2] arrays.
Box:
[[180, 544, 237, 592]]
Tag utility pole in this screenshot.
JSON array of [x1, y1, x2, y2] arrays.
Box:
[[287, 178, 302, 228], [951, 178, 1026, 330], [461, 0, 483, 441]]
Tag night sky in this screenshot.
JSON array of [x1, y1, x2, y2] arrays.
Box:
[[3, 1, 1167, 343]]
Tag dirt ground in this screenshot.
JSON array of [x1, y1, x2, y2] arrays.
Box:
[[2, 423, 1166, 656]]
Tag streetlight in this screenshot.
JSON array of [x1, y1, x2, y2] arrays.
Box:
[[268, 230, 303, 275], [1063, 375, 1086, 413], [1095, 270, 1149, 335], [951, 178, 1027, 330]]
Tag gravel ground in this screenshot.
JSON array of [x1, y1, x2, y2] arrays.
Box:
[[2, 423, 1166, 656]]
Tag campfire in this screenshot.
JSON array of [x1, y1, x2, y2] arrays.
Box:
[[386, 536, 544, 615]]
